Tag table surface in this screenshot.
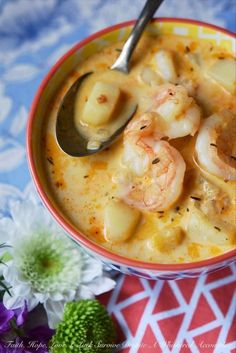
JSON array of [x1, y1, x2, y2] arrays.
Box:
[[0, 1, 235, 352]]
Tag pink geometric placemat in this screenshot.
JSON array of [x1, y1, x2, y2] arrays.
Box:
[[99, 264, 236, 353]]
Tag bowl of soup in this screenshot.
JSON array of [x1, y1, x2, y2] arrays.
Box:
[[27, 18, 236, 279]]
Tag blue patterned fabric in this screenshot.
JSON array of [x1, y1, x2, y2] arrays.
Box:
[[0, 0, 235, 209]]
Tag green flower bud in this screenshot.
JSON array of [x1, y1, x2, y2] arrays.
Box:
[[50, 299, 116, 353]]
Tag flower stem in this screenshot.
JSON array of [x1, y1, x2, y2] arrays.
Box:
[[10, 319, 25, 338]]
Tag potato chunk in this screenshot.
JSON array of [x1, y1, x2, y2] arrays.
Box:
[[206, 58, 236, 94], [82, 82, 120, 126], [139, 66, 163, 86], [104, 200, 140, 244], [150, 226, 185, 252], [186, 206, 236, 245], [155, 50, 177, 83]]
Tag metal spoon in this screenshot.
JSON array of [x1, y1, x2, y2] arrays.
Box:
[[56, 0, 164, 157]]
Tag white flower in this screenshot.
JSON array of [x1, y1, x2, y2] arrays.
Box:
[[0, 200, 115, 328]]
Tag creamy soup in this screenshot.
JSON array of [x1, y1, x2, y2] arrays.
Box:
[[42, 33, 236, 264]]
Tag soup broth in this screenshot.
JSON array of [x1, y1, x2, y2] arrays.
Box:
[[42, 33, 236, 264]]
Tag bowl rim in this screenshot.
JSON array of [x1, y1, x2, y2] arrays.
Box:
[[27, 18, 236, 272]]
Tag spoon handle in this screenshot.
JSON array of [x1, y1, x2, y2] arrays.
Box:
[[111, 0, 164, 74]]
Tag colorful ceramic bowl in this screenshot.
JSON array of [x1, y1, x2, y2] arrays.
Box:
[[27, 18, 236, 280]]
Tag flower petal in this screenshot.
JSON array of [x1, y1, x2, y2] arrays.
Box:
[[44, 300, 65, 329], [49, 290, 76, 302], [31, 206, 52, 232], [34, 292, 49, 303], [81, 256, 103, 283], [0, 302, 14, 333], [14, 302, 28, 326], [2, 261, 17, 282], [0, 218, 15, 245], [3, 265, 31, 297], [26, 296, 40, 312], [76, 284, 95, 300], [9, 200, 33, 231], [58, 289, 76, 303], [3, 291, 24, 310], [85, 276, 116, 296], [48, 292, 64, 301]]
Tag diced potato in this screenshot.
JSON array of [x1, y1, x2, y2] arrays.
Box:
[[206, 58, 236, 94], [156, 50, 177, 83], [82, 82, 120, 126], [104, 200, 141, 244], [150, 226, 185, 252], [186, 206, 236, 245], [139, 66, 163, 86]]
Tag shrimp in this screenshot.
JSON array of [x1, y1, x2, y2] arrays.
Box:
[[151, 83, 201, 139], [115, 112, 186, 212], [195, 110, 236, 181]]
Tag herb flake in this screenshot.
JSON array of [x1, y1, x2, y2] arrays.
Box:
[[47, 157, 54, 165], [190, 196, 201, 201], [152, 157, 160, 164]]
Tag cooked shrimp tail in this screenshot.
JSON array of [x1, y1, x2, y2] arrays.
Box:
[[195, 110, 236, 181], [115, 112, 186, 211]]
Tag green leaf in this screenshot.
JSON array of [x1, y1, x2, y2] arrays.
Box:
[[0, 243, 11, 262], [0, 243, 12, 296], [0, 251, 12, 263], [0, 243, 10, 249], [0, 275, 11, 296]]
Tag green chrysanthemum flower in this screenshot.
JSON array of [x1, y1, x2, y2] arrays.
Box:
[[50, 300, 116, 353], [17, 232, 81, 293]]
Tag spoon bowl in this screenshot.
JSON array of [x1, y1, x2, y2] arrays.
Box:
[[56, 73, 137, 157]]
